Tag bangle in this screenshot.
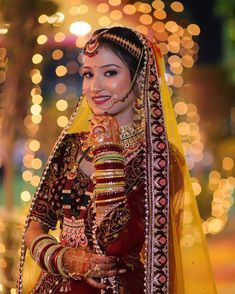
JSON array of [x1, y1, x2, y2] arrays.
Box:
[[29, 234, 57, 258], [34, 238, 57, 264], [44, 244, 61, 274], [57, 247, 70, 278]]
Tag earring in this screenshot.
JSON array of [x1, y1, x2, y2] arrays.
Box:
[[133, 97, 144, 123]]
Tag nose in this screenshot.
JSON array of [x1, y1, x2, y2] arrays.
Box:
[[90, 74, 103, 93]]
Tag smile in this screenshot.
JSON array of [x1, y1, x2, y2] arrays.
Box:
[[92, 95, 111, 105]]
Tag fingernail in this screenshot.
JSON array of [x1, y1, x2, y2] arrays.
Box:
[[118, 269, 127, 274]]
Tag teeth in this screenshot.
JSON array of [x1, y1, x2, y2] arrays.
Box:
[[93, 96, 110, 101]]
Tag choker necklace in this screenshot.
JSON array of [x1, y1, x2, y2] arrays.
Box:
[[119, 121, 145, 158]]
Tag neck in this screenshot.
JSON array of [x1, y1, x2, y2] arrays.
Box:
[[113, 107, 134, 126]]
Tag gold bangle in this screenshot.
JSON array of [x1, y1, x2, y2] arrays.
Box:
[[95, 195, 127, 204], [57, 247, 70, 279], [29, 234, 57, 258], [33, 239, 57, 264], [95, 187, 125, 194], [44, 244, 61, 273]]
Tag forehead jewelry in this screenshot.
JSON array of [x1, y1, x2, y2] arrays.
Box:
[[84, 31, 142, 59]]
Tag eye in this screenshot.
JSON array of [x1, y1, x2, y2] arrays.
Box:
[[105, 70, 118, 77], [82, 71, 93, 78]]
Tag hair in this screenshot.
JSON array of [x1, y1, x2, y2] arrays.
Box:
[[85, 27, 144, 80]]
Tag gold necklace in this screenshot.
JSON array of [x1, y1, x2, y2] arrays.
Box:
[[119, 121, 145, 156]]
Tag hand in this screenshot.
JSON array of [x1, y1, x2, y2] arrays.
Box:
[[62, 248, 126, 289]]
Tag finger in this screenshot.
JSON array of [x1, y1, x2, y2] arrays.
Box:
[[91, 255, 117, 264], [102, 268, 127, 277], [95, 262, 116, 271], [86, 278, 107, 289]]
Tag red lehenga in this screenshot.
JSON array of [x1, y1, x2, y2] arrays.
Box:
[[29, 133, 145, 293]]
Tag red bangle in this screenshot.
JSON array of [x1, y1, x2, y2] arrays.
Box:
[[39, 243, 56, 271], [49, 246, 63, 275]]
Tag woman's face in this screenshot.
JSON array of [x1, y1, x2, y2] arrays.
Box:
[[82, 46, 136, 122]]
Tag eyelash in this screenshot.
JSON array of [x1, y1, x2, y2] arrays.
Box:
[[82, 70, 118, 78]]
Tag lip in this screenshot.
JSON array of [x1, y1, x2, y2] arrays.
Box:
[[92, 95, 111, 105]]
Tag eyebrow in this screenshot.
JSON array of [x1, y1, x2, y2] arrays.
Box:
[[82, 64, 121, 70]]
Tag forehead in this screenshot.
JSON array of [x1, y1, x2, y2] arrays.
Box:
[[83, 46, 128, 69]]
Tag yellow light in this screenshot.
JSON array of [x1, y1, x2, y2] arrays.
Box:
[[174, 101, 188, 115], [181, 55, 194, 68], [52, 49, 64, 60], [228, 176, 235, 187], [98, 16, 111, 26], [31, 87, 42, 96], [38, 14, 48, 24], [109, 0, 121, 6], [29, 140, 40, 152], [31, 158, 42, 169], [37, 35, 48, 45], [57, 116, 68, 128], [31, 176, 40, 187], [32, 54, 43, 64], [155, 31, 168, 42], [53, 12, 65, 26], [32, 94, 43, 104], [0, 243, 6, 253], [123, 4, 136, 15], [69, 21, 91, 36], [55, 83, 67, 95], [0, 28, 8, 34], [110, 10, 123, 20], [10, 289, 16, 294], [21, 191, 31, 202], [56, 99, 68, 111], [23, 154, 34, 168], [208, 218, 224, 234], [168, 54, 181, 64], [170, 63, 183, 74], [31, 73, 42, 84], [22, 170, 33, 181], [55, 65, 67, 77], [31, 114, 42, 124], [97, 3, 110, 13], [178, 122, 190, 136], [158, 42, 168, 54], [75, 36, 88, 48], [30, 104, 42, 115], [181, 37, 194, 49], [138, 3, 152, 13], [152, 21, 165, 33], [136, 25, 148, 36], [152, 0, 165, 10], [173, 75, 184, 88], [192, 182, 202, 196], [170, 1, 184, 12], [222, 157, 234, 171], [153, 10, 166, 20], [139, 14, 153, 25], [165, 21, 178, 33], [187, 24, 200, 36], [54, 32, 66, 43]]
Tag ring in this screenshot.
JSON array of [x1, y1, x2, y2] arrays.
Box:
[[68, 272, 82, 281], [84, 265, 102, 278]]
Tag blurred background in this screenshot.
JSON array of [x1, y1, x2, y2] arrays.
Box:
[[0, 0, 234, 293]]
